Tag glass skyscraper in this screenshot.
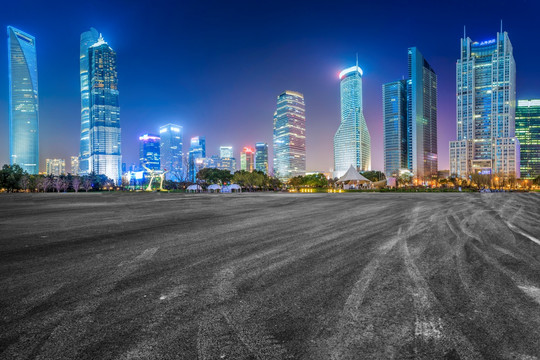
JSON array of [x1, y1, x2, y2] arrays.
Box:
[[273, 91, 306, 180], [218, 146, 236, 173], [407, 48, 438, 181], [255, 142, 268, 174], [188, 136, 206, 182], [334, 62, 370, 178], [8, 26, 39, 174], [139, 134, 161, 171], [79, 28, 100, 175], [87, 34, 122, 183], [159, 123, 183, 178], [383, 80, 407, 178], [240, 147, 255, 172], [450, 30, 519, 178], [516, 100, 540, 179], [46, 159, 65, 176]]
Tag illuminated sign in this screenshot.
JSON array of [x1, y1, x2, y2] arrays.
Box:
[[139, 134, 160, 141], [474, 39, 496, 46], [479, 169, 491, 175]]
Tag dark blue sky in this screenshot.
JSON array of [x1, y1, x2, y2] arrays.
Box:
[[2, 0, 540, 172]]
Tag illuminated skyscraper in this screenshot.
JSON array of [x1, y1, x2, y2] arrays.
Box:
[[7, 26, 39, 174], [516, 100, 540, 179], [79, 28, 99, 175], [255, 142, 268, 174], [70, 156, 80, 175], [241, 147, 255, 172], [383, 80, 407, 178], [189, 136, 206, 182], [273, 91, 306, 179], [139, 134, 161, 171], [88, 34, 122, 183], [450, 29, 519, 178], [407, 47, 438, 181], [159, 123, 183, 179], [334, 61, 370, 178], [46, 159, 65, 176], [218, 146, 236, 173]]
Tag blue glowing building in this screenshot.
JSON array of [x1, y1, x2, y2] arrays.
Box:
[[188, 136, 206, 182], [255, 142, 269, 174], [383, 80, 408, 178], [159, 123, 183, 179], [139, 134, 161, 171], [7, 26, 39, 174]]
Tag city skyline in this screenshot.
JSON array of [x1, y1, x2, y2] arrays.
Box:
[[2, 1, 540, 174]]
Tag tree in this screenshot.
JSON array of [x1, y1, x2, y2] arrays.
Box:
[[0, 164, 25, 192], [361, 171, 386, 182], [288, 176, 303, 189], [72, 177, 81, 193], [83, 178, 92, 192], [19, 174, 30, 192], [61, 178, 70, 192], [302, 173, 328, 188], [53, 177, 63, 192], [398, 173, 412, 187]]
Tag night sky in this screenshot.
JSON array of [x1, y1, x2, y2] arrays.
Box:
[[2, 0, 540, 173]]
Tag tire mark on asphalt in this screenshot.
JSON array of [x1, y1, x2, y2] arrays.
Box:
[[506, 222, 540, 246]]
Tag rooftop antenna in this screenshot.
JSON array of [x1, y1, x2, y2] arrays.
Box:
[[500, 19, 503, 35], [356, 52, 359, 68], [463, 25, 466, 39]]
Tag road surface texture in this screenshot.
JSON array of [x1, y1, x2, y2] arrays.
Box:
[[1, 192, 540, 359]]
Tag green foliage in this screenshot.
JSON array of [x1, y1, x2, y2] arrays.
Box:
[[361, 170, 386, 182], [197, 168, 233, 185], [0, 164, 25, 192]]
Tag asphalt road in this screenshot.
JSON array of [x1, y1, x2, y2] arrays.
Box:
[[1, 192, 539, 359]]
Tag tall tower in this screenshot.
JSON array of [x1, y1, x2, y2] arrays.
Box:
[[139, 134, 161, 170], [383, 80, 408, 178], [450, 29, 519, 178], [407, 47, 438, 181], [240, 147, 255, 172], [334, 61, 371, 178], [79, 28, 99, 175], [88, 34, 122, 183], [159, 123, 183, 178], [255, 142, 269, 174], [7, 26, 39, 174], [218, 146, 236, 173], [515, 100, 540, 179], [273, 91, 306, 179], [188, 136, 206, 182]]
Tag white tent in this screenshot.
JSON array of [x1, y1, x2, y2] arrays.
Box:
[[222, 184, 242, 193], [186, 184, 202, 192], [336, 165, 372, 189], [207, 184, 221, 193]]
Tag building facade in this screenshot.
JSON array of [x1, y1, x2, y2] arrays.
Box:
[[516, 100, 540, 179], [450, 30, 519, 179], [88, 34, 122, 183], [218, 146, 236, 173], [188, 136, 206, 182], [8, 26, 39, 174], [334, 63, 370, 178], [273, 91, 306, 179], [407, 47, 438, 181], [240, 147, 254, 172], [383, 80, 407, 178], [79, 28, 100, 175], [159, 123, 183, 179], [255, 142, 269, 174], [46, 159, 65, 176], [70, 156, 79, 175], [139, 134, 161, 170]]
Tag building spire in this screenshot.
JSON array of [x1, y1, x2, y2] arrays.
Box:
[[463, 25, 466, 39], [356, 52, 359, 68], [500, 19, 503, 35]]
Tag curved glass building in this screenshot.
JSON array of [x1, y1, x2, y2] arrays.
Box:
[[8, 26, 39, 174], [334, 63, 371, 178]]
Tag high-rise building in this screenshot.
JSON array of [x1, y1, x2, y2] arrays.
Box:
[[255, 142, 269, 174], [46, 159, 65, 176], [273, 91, 306, 179], [79, 28, 100, 175], [87, 34, 122, 183], [240, 147, 255, 172], [218, 146, 236, 173], [383, 80, 408, 178], [450, 29, 519, 178], [159, 123, 183, 179], [8, 26, 39, 174], [70, 156, 80, 175], [139, 134, 161, 170], [189, 136, 206, 182], [407, 48, 438, 181], [334, 61, 370, 178], [516, 100, 540, 179]]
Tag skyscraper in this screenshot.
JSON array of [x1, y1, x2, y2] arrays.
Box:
[[70, 156, 80, 175], [273, 91, 306, 179], [8, 26, 39, 174], [88, 34, 122, 183], [450, 29, 519, 178], [334, 61, 370, 178], [188, 136, 206, 182], [79, 28, 100, 175], [383, 80, 407, 178], [516, 100, 540, 179], [240, 147, 255, 172], [218, 146, 236, 173], [46, 159, 65, 176], [407, 47, 438, 181], [139, 134, 161, 170], [255, 142, 269, 174], [159, 124, 183, 178]]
